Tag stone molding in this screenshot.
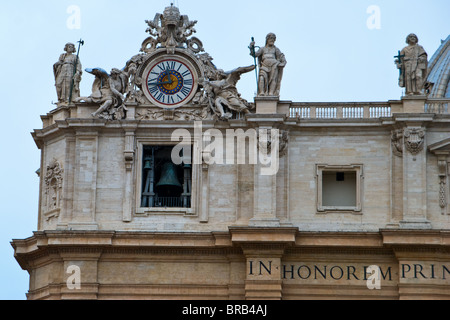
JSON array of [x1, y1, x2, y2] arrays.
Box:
[[12, 229, 450, 300]]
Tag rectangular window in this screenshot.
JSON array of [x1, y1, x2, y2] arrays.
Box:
[[316, 164, 363, 213], [141, 146, 192, 209]]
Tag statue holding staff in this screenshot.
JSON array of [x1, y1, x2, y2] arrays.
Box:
[[250, 33, 286, 97], [53, 42, 83, 104]]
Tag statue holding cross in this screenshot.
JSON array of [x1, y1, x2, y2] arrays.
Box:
[[394, 50, 405, 88]]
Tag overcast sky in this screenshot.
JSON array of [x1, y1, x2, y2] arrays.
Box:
[[0, 0, 449, 300]]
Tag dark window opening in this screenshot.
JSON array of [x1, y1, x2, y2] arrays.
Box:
[[141, 146, 192, 208], [336, 172, 345, 182]]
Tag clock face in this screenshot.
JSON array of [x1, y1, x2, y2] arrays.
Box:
[[143, 57, 198, 108]]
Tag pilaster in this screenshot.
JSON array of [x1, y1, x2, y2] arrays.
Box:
[[392, 113, 434, 229], [122, 127, 136, 222], [429, 138, 450, 216], [382, 230, 450, 300], [71, 131, 99, 230], [247, 107, 285, 227], [401, 124, 430, 228], [230, 227, 297, 300], [60, 251, 102, 300]]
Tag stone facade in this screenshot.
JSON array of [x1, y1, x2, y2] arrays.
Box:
[[11, 7, 450, 300]]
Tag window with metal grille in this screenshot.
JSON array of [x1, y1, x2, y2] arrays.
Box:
[[141, 146, 192, 209]]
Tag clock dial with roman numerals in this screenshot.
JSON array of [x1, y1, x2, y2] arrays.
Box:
[[143, 57, 198, 109]]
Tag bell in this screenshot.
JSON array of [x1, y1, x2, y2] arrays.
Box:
[[156, 162, 182, 193], [143, 156, 153, 170]]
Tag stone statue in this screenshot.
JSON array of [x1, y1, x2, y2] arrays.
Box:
[[123, 54, 146, 102], [250, 33, 286, 97], [75, 68, 129, 120], [204, 66, 256, 120], [53, 43, 82, 104], [395, 33, 428, 96]]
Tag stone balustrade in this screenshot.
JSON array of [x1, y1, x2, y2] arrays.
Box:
[[288, 98, 450, 119], [289, 102, 392, 119], [426, 98, 450, 114]]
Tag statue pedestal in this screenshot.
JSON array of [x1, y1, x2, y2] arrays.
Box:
[[402, 95, 427, 113], [255, 96, 280, 114]]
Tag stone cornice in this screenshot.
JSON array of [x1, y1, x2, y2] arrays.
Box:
[[381, 229, 450, 247], [295, 232, 384, 248], [12, 229, 450, 271], [229, 227, 298, 244], [391, 113, 436, 124], [13, 229, 450, 251]]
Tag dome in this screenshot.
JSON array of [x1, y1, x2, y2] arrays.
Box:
[[427, 35, 450, 98]]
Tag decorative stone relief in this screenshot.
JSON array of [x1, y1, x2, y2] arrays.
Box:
[[136, 106, 210, 121], [428, 139, 450, 216], [279, 131, 289, 158], [391, 129, 404, 157], [44, 159, 64, 220], [70, 4, 255, 121], [257, 129, 289, 158], [123, 54, 147, 103], [439, 179, 446, 209], [197, 53, 221, 81], [142, 4, 202, 55], [404, 128, 425, 155], [438, 159, 448, 212]]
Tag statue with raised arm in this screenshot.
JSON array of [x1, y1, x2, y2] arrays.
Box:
[[395, 33, 428, 96], [75, 68, 129, 120], [204, 66, 255, 120], [250, 33, 286, 97], [53, 43, 82, 104]]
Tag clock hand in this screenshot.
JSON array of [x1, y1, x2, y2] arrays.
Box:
[[148, 71, 174, 86], [165, 70, 173, 85], [149, 79, 173, 86]]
